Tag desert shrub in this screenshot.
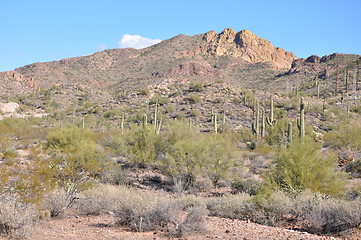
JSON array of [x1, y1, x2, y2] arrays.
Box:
[[201, 133, 239, 186], [149, 95, 169, 105], [231, 179, 262, 196], [139, 88, 150, 96], [345, 160, 361, 178], [264, 118, 293, 146], [189, 82, 205, 92], [266, 137, 346, 196], [73, 185, 117, 216], [324, 119, 361, 150], [206, 193, 254, 220], [103, 108, 123, 119], [101, 165, 131, 185], [0, 145, 57, 205], [161, 121, 204, 189], [124, 124, 163, 168], [252, 191, 295, 226], [42, 188, 69, 217], [74, 184, 207, 235], [0, 196, 39, 239], [169, 207, 207, 237], [103, 131, 126, 155], [46, 127, 108, 203], [294, 192, 361, 234], [191, 176, 214, 192], [189, 109, 200, 118], [350, 105, 361, 114], [185, 94, 201, 104], [174, 195, 207, 211]]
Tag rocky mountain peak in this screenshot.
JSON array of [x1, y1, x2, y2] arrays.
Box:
[[201, 28, 296, 69]]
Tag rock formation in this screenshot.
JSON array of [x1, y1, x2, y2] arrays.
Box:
[[199, 28, 296, 69]]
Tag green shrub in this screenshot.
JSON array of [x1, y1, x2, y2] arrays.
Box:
[[139, 88, 150, 96], [266, 137, 346, 196], [185, 94, 201, 104], [189, 82, 205, 92], [189, 109, 200, 118], [201, 134, 239, 185], [231, 179, 261, 196], [124, 124, 163, 168], [350, 105, 361, 114], [46, 127, 108, 202], [149, 96, 169, 105], [324, 119, 361, 150], [161, 121, 204, 188]]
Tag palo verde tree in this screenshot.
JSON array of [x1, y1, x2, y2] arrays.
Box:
[[46, 127, 108, 205]]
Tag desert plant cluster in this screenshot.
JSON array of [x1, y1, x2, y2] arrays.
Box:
[[0, 56, 361, 239]]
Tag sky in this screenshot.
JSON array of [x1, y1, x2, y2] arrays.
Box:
[[0, 0, 360, 71]]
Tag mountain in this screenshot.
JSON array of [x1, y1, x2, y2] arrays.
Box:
[[0, 28, 360, 105]]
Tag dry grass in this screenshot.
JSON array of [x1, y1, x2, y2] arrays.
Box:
[[73, 184, 207, 235], [42, 188, 69, 217], [0, 195, 39, 239]]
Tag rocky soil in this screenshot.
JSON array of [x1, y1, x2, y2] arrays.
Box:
[[10, 213, 358, 240]]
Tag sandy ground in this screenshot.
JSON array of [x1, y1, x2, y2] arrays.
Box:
[[21, 213, 353, 240]]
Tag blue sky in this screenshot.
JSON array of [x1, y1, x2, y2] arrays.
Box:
[[1, 0, 360, 71]]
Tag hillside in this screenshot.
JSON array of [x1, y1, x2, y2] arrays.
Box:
[[0, 28, 359, 111], [1, 28, 361, 240]]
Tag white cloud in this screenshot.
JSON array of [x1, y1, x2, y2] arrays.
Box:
[[96, 44, 107, 52], [118, 34, 162, 49]]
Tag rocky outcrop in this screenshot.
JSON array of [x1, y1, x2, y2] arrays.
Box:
[[2, 71, 39, 89], [199, 28, 296, 69], [305, 55, 321, 63], [0, 71, 39, 98], [0, 102, 19, 113], [169, 60, 220, 78]]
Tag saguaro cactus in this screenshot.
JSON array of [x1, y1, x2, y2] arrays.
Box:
[[266, 95, 277, 127], [156, 118, 162, 134], [252, 101, 260, 138], [211, 107, 215, 124], [120, 113, 125, 134], [287, 122, 293, 143], [214, 113, 218, 134], [297, 97, 305, 138], [143, 114, 148, 129], [222, 110, 226, 124], [154, 100, 159, 130], [261, 109, 266, 138]]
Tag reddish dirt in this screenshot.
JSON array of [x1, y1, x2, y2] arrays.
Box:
[[15, 213, 354, 240]]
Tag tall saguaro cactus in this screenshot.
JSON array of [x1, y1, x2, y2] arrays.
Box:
[[143, 114, 148, 129], [252, 100, 260, 138], [287, 122, 293, 143], [120, 113, 125, 134], [261, 109, 266, 138], [214, 113, 218, 134], [266, 95, 277, 127], [154, 100, 159, 130], [297, 97, 305, 138]]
